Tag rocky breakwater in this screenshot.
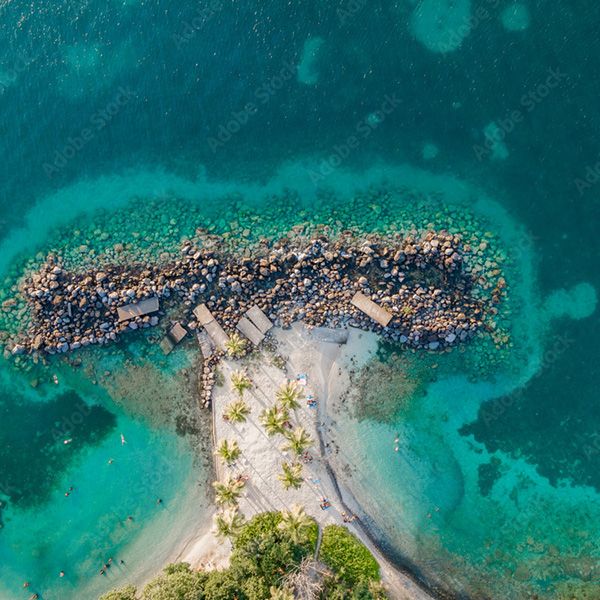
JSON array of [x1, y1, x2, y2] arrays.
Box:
[[7, 229, 496, 401]]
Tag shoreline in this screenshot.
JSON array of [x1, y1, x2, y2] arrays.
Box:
[[178, 322, 444, 600], [314, 328, 447, 600]]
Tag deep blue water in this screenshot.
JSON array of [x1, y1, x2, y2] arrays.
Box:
[[1, 1, 600, 598]]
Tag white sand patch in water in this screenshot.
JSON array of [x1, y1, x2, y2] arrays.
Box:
[[543, 282, 597, 321], [297, 36, 324, 85]]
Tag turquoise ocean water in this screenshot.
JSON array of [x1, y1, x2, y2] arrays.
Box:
[[1, 1, 599, 599]]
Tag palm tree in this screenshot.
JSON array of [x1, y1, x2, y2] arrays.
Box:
[[281, 426, 314, 459], [277, 461, 304, 491], [212, 506, 245, 541], [278, 504, 313, 544], [214, 438, 241, 465], [224, 398, 251, 424], [225, 332, 246, 358], [213, 472, 245, 506], [276, 380, 304, 411], [259, 405, 290, 437], [230, 368, 252, 397], [269, 586, 295, 600]]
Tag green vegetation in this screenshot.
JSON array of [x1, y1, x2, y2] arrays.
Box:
[[278, 504, 314, 543], [277, 461, 304, 490], [281, 425, 314, 458], [98, 586, 137, 600], [98, 511, 384, 600], [224, 398, 251, 424], [230, 368, 253, 397], [319, 525, 380, 585], [214, 438, 241, 465], [225, 332, 247, 358], [259, 404, 289, 437], [275, 380, 304, 411], [213, 507, 246, 541], [234, 511, 282, 547], [269, 586, 294, 600], [213, 473, 245, 506]]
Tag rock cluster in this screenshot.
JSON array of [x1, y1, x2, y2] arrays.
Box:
[[10, 230, 490, 371]]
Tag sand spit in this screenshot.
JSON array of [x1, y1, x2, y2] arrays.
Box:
[[179, 323, 439, 600]]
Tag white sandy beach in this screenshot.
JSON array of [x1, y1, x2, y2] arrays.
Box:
[[180, 323, 436, 600]]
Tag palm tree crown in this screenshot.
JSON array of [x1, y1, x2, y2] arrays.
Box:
[[278, 504, 313, 544], [224, 398, 251, 424], [275, 380, 304, 411], [259, 405, 290, 437], [230, 368, 252, 398], [281, 425, 314, 458], [213, 472, 245, 506], [214, 438, 241, 465], [277, 461, 304, 491], [225, 332, 246, 358], [213, 506, 245, 541]]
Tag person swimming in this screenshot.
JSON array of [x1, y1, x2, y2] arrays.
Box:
[[121, 434, 127, 445], [107, 459, 114, 465]]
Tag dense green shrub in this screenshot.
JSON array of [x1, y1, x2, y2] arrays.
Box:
[[323, 577, 388, 600], [98, 586, 137, 600], [319, 525, 380, 584], [97, 516, 382, 600], [141, 562, 208, 600], [234, 510, 318, 554], [233, 511, 283, 548], [201, 569, 245, 600]]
